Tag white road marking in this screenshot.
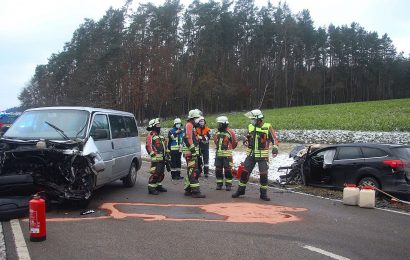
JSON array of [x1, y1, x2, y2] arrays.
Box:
[[0, 223, 6, 260], [268, 185, 410, 217], [10, 219, 31, 260], [302, 245, 350, 260]]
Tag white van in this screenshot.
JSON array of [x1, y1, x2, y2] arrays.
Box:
[[0, 107, 141, 202]]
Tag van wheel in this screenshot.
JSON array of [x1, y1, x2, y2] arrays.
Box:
[[123, 162, 137, 187], [358, 177, 380, 190]]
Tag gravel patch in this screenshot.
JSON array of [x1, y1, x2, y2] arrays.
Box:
[[139, 127, 410, 145], [0, 223, 5, 260]]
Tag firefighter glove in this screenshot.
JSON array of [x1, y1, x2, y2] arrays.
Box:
[[189, 145, 196, 154], [272, 145, 279, 157]]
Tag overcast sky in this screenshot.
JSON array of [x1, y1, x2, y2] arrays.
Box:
[[1, 0, 409, 111]]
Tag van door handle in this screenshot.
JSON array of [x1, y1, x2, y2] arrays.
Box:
[[111, 142, 114, 149]]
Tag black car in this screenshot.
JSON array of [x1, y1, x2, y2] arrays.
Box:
[[301, 143, 410, 196]]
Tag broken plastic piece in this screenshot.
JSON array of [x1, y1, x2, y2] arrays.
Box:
[[80, 209, 95, 215]]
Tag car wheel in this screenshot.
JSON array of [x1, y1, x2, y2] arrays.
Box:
[[358, 176, 380, 190], [123, 162, 138, 187]]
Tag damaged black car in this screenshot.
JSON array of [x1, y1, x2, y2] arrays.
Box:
[[0, 107, 141, 217]]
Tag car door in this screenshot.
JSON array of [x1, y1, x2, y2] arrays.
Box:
[[303, 148, 336, 184], [123, 115, 139, 164], [108, 114, 130, 180], [89, 113, 114, 186], [330, 146, 364, 187]]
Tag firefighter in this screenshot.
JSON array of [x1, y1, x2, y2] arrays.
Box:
[[196, 116, 211, 178], [214, 116, 238, 191], [232, 109, 279, 201], [146, 118, 168, 195], [182, 109, 206, 198], [168, 118, 184, 180]]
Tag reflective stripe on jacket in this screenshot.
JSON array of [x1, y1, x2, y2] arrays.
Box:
[[146, 131, 166, 161], [168, 127, 184, 151], [214, 128, 238, 157], [246, 123, 278, 158], [182, 121, 199, 156]]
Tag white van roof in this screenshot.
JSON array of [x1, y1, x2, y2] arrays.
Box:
[[25, 106, 135, 117]]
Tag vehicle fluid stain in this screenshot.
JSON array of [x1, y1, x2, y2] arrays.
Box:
[[39, 202, 307, 225]]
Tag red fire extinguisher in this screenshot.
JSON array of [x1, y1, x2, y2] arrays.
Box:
[[235, 162, 244, 179], [29, 194, 46, 242]]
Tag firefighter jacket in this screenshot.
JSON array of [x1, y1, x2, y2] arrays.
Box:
[[168, 127, 184, 151], [245, 122, 279, 159], [182, 121, 199, 156], [146, 130, 166, 162], [213, 128, 238, 157], [196, 126, 211, 145]]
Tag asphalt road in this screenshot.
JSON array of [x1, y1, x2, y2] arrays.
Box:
[[2, 161, 410, 260]]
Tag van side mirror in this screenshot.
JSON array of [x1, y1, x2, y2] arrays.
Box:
[[91, 129, 109, 140]]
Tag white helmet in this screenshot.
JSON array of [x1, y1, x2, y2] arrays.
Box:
[[174, 118, 182, 124], [188, 109, 202, 119], [216, 116, 229, 124], [245, 109, 263, 119], [148, 118, 161, 128]]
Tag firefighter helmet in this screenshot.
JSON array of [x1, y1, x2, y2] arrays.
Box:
[[188, 109, 202, 119], [174, 118, 182, 125], [216, 116, 229, 124], [244, 109, 264, 119], [148, 118, 161, 128]]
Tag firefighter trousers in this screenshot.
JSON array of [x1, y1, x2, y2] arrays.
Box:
[[170, 150, 182, 179], [184, 155, 201, 193], [238, 156, 269, 189], [214, 157, 233, 187], [198, 143, 209, 176], [148, 161, 165, 191]]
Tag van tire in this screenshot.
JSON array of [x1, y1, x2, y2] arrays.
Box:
[[123, 162, 138, 187]]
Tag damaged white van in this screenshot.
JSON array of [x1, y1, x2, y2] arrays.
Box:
[[0, 107, 141, 203]]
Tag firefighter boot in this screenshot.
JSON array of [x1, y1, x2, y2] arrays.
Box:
[[184, 189, 192, 196], [204, 166, 209, 178], [225, 185, 232, 191], [156, 186, 167, 192], [176, 171, 184, 180], [260, 188, 270, 201], [191, 191, 206, 198], [232, 186, 246, 198], [216, 183, 223, 190], [148, 187, 159, 195]]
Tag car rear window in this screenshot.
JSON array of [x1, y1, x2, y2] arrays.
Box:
[[336, 147, 363, 160], [391, 147, 410, 160], [362, 147, 388, 158]]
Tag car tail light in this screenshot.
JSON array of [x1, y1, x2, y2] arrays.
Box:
[[383, 159, 407, 169]]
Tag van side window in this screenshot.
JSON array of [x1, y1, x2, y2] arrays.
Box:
[[124, 116, 138, 137], [109, 115, 127, 139], [90, 114, 110, 140], [362, 147, 388, 158], [336, 147, 363, 160]]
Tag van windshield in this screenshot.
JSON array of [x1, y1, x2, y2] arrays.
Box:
[[4, 109, 89, 140]]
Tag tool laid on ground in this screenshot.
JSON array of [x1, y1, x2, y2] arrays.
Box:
[[370, 186, 410, 205]]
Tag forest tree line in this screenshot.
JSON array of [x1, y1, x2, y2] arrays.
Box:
[[18, 0, 410, 121]]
